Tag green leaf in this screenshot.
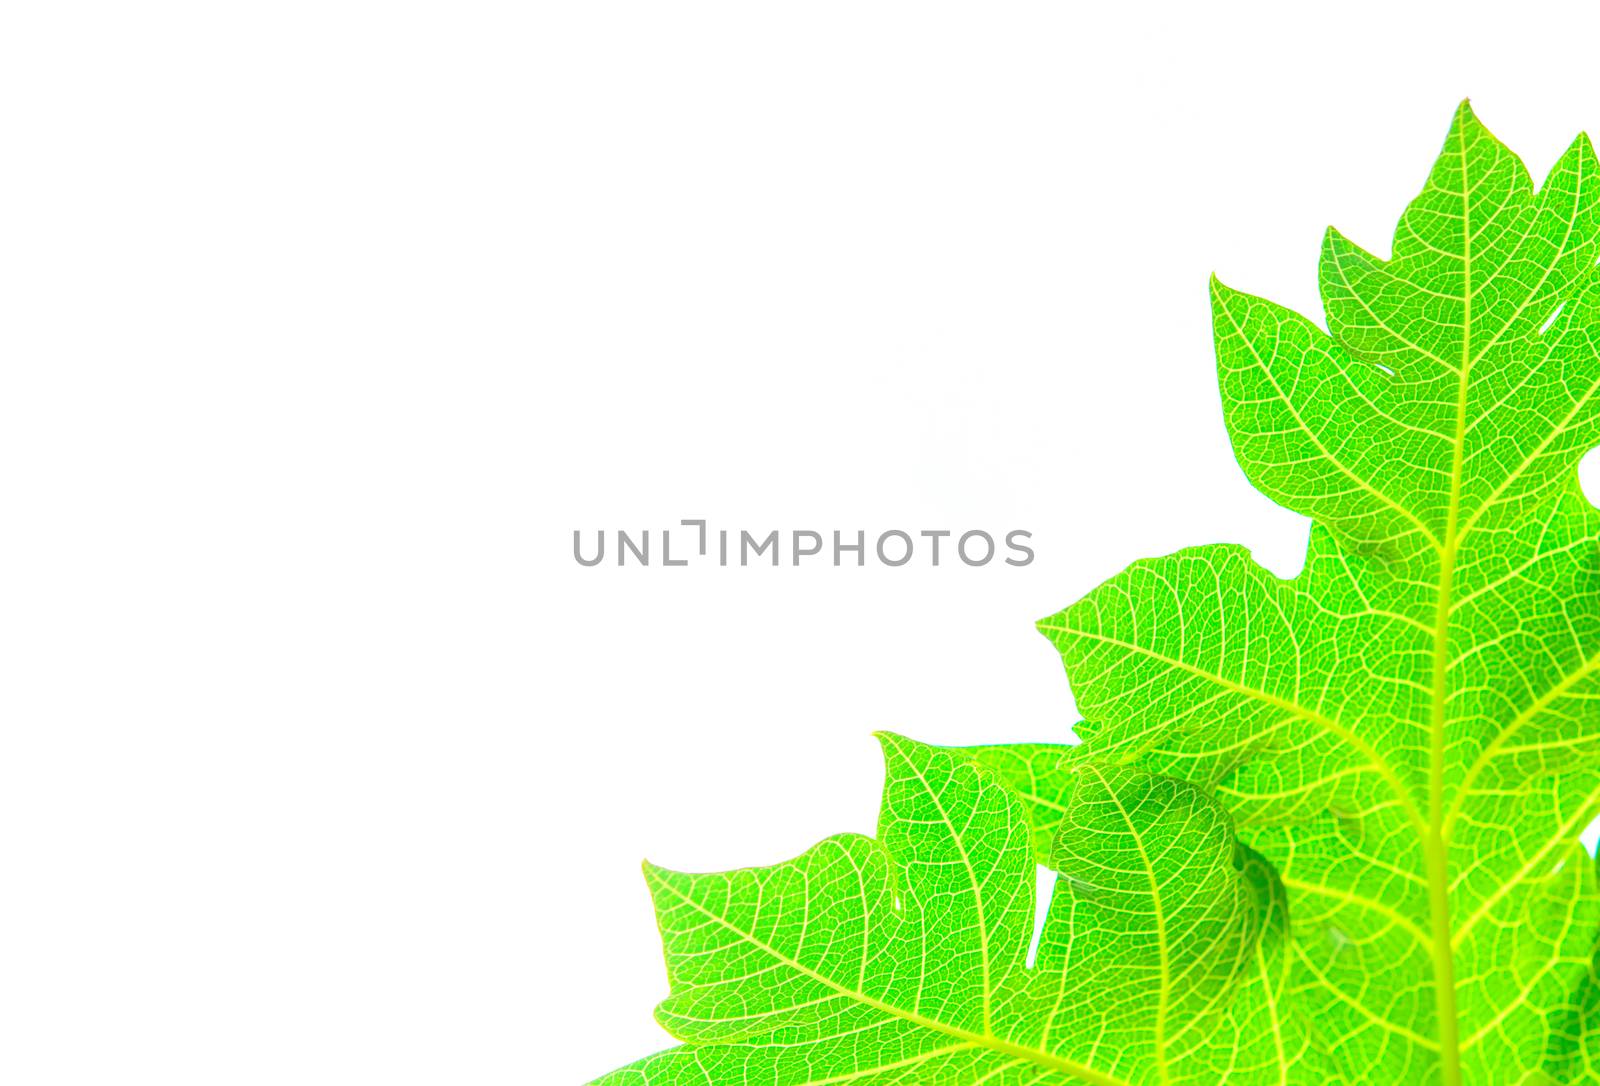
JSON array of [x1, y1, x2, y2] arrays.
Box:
[[594, 735, 1330, 1085], [1039, 101, 1600, 1084]]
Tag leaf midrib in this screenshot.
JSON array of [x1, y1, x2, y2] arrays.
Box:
[[1417, 127, 1479, 1086], [1088, 764, 1173, 1085]]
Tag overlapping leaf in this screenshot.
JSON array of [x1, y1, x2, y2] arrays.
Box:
[[594, 736, 1331, 1085], [1036, 103, 1600, 1083]]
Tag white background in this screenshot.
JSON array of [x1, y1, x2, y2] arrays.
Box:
[[6, 3, 1600, 1083]]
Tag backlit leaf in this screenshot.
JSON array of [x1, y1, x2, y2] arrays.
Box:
[[594, 736, 1330, 1085], [1039, 102, 1600, 1084]]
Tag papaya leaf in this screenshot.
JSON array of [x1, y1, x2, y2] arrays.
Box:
[[1038, 102, 1600, 1084], [594, 736, 1329, 1085]]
